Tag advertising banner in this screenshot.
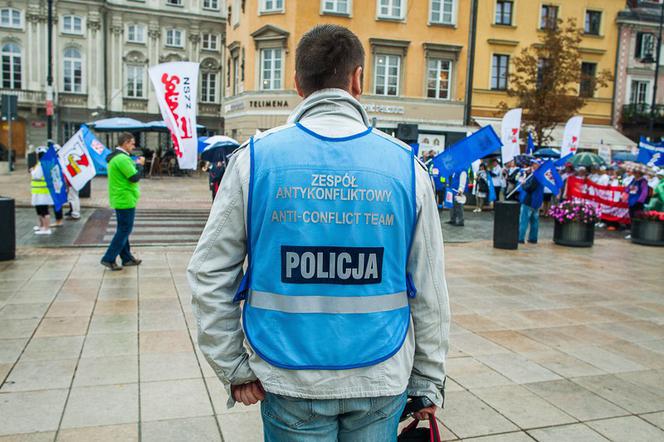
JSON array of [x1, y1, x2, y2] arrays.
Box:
[[149, 62, 199, 170]]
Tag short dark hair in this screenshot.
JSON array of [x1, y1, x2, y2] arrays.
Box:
[[295, 25, 365, 96], [118, 132, 134, 147]]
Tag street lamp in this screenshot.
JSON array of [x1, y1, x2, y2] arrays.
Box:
[[648, 1, 664, 136], [46, 0, 54, 148]]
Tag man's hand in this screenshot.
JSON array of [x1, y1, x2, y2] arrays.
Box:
[[231, 380, 265, 405], [413, 405, 437, 421], [137, 156, 146, 166]]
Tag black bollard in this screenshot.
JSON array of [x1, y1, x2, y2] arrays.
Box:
[[493, 201, 520, 250], [0, 197, 16, 260]]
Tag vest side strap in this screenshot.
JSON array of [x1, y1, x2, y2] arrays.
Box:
[[248, 291, 408, 314]]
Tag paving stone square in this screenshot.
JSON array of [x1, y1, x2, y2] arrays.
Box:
[[0, 237, 662, 441]]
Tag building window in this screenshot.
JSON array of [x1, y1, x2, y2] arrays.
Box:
[[226, 57, 231, 87], [430, 0, 454, 25], [0, 8, 22, 29], [495, 0, 513, 26], [63, 48, 83, 93], [630, 80, 649, 105], [322, 0, 349, 14], [260, 0, 284, 13], [203, 0, 220, 9], [540, 5, 558, 30], [166, 29, 184, 48], [233, 57, 240, 95], [260, 48, 282, 90], [378, 0, 404, 20], [62, 122, 82, 143], [374, 54, 401, 96], [427, 59, 452, 99], [1, 43, 21, 89], [62, 15, 83, 35], [166, 0, 182, 6], [636, 32, 655, 61], [202, 34, 219, 50], [536, 58, 552, 88], [579, 62, 596, 98], [584, 10, 601, 35], [491, 54, 509, 90], [126, 65, 144, 98], [127, 24, 146, 43], [201, 72, 217, 102]]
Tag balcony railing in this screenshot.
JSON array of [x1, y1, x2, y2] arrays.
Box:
[[621, 103, 664, 126], [0, 88, 46, 105]]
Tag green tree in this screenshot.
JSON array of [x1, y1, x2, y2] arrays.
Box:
[[499, 18, 613, 149]]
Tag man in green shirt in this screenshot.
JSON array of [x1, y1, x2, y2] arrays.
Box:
[[101, 132, 145, 271]]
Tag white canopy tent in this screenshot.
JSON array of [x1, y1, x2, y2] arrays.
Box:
[[473, 118, 637, 153]]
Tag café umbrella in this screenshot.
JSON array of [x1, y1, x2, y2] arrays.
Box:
[[570, 152, 606, 168], [533, 148, 561, 158], [200, 136, 240, 162]]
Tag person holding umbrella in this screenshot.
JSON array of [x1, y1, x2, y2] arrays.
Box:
[[201, 136, 239, 200], [206, 158, 226, 201]]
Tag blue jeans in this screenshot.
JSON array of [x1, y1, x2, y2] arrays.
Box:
[[261, 392, 407, 442], [102, 208, 135, 264], [519, 205, 539, 242]]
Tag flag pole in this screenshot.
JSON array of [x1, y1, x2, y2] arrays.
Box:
[[505, 173, 534, 200]]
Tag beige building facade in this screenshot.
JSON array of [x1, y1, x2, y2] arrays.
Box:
[[224, 0, 472, 149]]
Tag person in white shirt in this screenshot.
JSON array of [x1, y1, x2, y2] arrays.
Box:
[[490, 159, 503, 201], [596, 166, 610, 186]]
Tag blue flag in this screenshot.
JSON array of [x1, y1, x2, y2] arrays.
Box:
[[431, 126, 503, 179], [534, 160, 564, 195], [637, 137, 664, 167], [443, 189, 454, 209], [81, 125, 111, 175], [40, 145, 68, 211], [526, 133, 535, 155], [409, 142, 420, 158], [554, 153, 574, 167], [487, 172, 496, 202]]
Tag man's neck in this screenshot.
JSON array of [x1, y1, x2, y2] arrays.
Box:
[[117, 147, 130, 155]]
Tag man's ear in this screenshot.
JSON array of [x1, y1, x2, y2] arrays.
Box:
[[351, 66, 363, 98], [294, 72, 305, 98]]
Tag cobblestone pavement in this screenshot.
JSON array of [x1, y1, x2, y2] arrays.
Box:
[[1, 241, 663, 441], [15, 205, 628, 248], [0, 161, 213, 210]]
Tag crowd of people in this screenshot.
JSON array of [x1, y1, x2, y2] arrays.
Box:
[[420, 148, 664, 243]]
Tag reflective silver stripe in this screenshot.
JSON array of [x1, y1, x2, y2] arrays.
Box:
[[248, 291, 408, 314]]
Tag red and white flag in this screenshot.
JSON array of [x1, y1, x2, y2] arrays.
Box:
[[57, 128, 96, 190], [500, 108, 522, 164], [561, 116, 583, 158], [149, 62, 199, 170]]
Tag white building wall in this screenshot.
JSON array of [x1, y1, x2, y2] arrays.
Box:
[[0, 0, 226, 145]]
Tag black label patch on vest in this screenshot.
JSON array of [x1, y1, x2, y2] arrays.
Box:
[[281, 246, 384, 285]]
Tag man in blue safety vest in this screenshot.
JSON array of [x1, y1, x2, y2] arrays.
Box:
[[188, 25, 450, 441]]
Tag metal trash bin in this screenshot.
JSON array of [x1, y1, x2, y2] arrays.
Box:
[[0, 197, 16, 260], [493, 201, 520, 250], [79, 180, 91, 198]]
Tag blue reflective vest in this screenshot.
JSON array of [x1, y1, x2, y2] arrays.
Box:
[[237, 123, 417, 370]]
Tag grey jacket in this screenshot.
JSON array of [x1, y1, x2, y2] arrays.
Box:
[[188, 89, 450, 408]]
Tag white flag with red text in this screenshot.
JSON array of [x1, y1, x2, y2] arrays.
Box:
[[57, 128, 96, 191], [561, 116, 583, 158], [149, 62, 199, 170], [500, 108, 522, 164]]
